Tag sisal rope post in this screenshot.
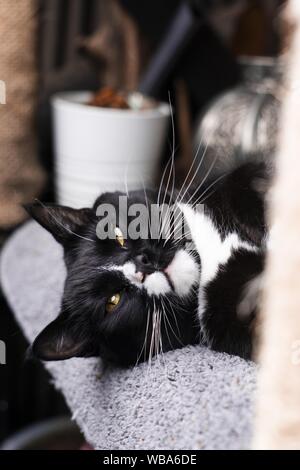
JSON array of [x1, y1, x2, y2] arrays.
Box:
[[253, 0, 300, 450]]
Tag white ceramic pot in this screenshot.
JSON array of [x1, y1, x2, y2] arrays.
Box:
[[51, 92, 170, 208]]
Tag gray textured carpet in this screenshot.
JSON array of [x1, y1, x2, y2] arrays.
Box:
[[1, 221, 257, 450]]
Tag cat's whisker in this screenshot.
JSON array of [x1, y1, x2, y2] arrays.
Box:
[[171, 131, 205, 210], [158, 306, 168, 371], [156, 309, 162, 365], [135, 308, 151, 366], [148, 314, 155, 366], [171, 124, 215, 218], [161, 205, 186, 245], [159, 93, 176, 238], [195, 185, 220, 205], [148, 300, 161, 367], [146, 299, 167, 372], [163, 297, 181, 339], [188, 169, 226, 210], [124, 149, 133, 198], [157, 160, 170, 209], [161, 302, 174, 351], [162, 92, 176, 205], [163, 218, 192, 246], [154, 303, 158, 362], [159, 169, 175, 239], [163, 209, 186, 245], [169, 149, 219, 233], [140, 175, 153, 240], [174, 137, 211, 211], [157, 308, 163, 365], [161, 297, 184, 347], [157, 92, 176, 209]]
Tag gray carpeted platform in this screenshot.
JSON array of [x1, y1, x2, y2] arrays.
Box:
[[1, 221, 257, 450]]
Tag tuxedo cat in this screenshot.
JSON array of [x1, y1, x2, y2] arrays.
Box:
[[26, 189, 200, 366], [26, 161, 267, 365]]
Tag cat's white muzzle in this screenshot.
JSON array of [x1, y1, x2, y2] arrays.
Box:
[[112, 249, 199, 297]]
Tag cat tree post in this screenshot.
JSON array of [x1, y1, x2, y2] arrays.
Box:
[[253, 0, 300, 449]]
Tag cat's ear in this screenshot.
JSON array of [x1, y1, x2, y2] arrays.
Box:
[[24, 202, 93, 245], [31, 315, 95, 361]]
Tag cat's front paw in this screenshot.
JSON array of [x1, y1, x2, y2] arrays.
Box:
[[199, 295, 256, 360], [237, 274, 264, 321]]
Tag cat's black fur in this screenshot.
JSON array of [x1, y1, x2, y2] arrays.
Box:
[[26, 161, 268, 366], [191, 161, 267, 357], [204, 161, 267, 245], [26, 190, 200, 366], [202, 249, 264, 358]]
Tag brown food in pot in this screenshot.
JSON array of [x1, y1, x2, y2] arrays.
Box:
[[88, 86, 129, 109]]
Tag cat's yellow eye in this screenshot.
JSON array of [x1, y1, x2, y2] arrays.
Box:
[[105, 293, 121, 313], [114, 227, 125, 247]]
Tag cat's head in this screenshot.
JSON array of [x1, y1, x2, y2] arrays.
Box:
[[26, 190, 200, 366]]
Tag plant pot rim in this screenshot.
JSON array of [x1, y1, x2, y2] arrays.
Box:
[[51, 91, 171, 120]]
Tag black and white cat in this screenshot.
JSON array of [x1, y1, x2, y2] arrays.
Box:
[[26, 161, 267, 366], [180, 161, 267, 358]]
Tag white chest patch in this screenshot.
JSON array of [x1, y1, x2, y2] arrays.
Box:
[[179, 204, 257, 286], [179, 203, 257, 329]]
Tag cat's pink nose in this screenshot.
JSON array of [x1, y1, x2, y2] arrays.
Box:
[[134, 254, 156, 274], [164, 265, 170, 275]]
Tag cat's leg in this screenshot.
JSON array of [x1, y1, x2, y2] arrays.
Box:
[[237, 273, 264, 320], [204, 161, 269, 246], [198, 248, 264, 359]]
